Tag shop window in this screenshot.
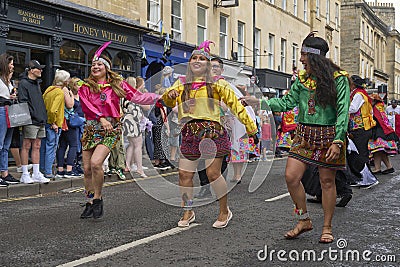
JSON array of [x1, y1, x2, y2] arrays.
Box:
[[113, 52, 135, 78], [88, 48, 111, 63], [60, 41, 86, 79], [8, 29, 49, 46], [113, 52, 133, 71], [60, 41, 85, 63]]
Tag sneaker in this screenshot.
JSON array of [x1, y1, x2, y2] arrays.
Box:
[[2, 174, 20, 184], [115, 169, 126, 180], [17, 164, 33, 173], [80, 202, 93, 219], [73, 165, 84, 175], [0, 178, 9, 187], [32, 172, 50, 184], [130, 164, 138, 172], [92, 198, 103, 219], [363, 180, 379, 189], [336, 194, 352, 207], [55, 171, 65, 179], [64, 171, 82, 178], [20, 173, 34, 184], [44, 174, 54, 179]]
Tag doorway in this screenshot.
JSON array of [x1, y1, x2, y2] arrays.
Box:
[[7, 47, 51, 91]]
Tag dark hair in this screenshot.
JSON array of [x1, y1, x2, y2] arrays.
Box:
[[211, 57, 224, 68], [0, 53, 14, 84], [350, 75, 366, 88], [302, 34, 341, 108]]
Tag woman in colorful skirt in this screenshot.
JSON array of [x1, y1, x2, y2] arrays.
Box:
[[162, 40, 257, 228], [78, 42, 160, 219], [241, 33, 350, 243], [368, 94, 397, 174]]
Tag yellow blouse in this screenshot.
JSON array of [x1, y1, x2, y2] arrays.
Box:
[[162, 78, 257, 135]]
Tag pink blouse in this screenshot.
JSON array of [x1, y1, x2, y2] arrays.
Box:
[[79, 80, 159, 121]]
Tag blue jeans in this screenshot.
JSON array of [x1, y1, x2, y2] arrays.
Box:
[[40, 124, 61, 175], [0, 107, 13, 172]]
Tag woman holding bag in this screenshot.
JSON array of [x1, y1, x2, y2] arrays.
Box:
[[0, 53, 20, 185]]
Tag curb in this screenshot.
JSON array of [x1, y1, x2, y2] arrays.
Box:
[[1, 166, 179, 200]]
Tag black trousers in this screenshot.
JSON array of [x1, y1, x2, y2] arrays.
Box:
[[350, 129, 372, 166], [197, 156, 228, 186]]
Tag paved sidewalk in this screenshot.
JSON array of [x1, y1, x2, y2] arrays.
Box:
[[0, 166, 146, 200]]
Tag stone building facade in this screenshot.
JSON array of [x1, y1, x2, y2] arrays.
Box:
[[66, 0, 342, 92]]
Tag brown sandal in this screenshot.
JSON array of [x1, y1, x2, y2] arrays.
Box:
[[319, 225, 334, 243], [284, 218, 313, 239]]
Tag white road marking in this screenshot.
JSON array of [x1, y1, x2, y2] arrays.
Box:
[[57, 223, 200, 267], [265, 192, 290, 202]]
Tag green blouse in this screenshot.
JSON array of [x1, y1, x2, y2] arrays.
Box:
[[265, 70, 350, 142]]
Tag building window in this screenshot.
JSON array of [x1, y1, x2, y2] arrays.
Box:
[[292, 43, 298, 69], [366, 62, 369, 78], [171, 0, 182, 40], [396, 47, 400, 63], [113, 52, 135, 78], [147, 0, 160, 31], [370, 29, 373, 46], [197, 6, 207, 45], [366, 26, 369, 45], [361, 21, 365, 40], [326, 0, 330, 24], [294, 0, 298, 17], [335, 2, 339, 29], [316, 0, 320, 18], [238, 22, 245, 62], [9, 29, 50, 46], [282, 0, 287, 10], [303, 0, 308, 22], [268, 34, 275, 69], [219, 15, 228, 59], [255, 28, 261, 68], [280, 39, 287, 72], [60, 41, 86, 78]]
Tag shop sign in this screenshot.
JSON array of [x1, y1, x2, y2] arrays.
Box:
[[70, 23, 129, 44], [8, 6, 53, 27]]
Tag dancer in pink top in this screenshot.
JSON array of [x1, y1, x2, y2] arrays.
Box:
[[79, 42, 160, 219]]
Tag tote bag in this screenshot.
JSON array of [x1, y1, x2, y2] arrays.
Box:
[[5, 102, 32, 128]]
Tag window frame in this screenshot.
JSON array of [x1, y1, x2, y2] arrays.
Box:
[[219, 15, 228, 59], [171, 0, 182, 40], [147, 0, 161, 31], [197, 5, 207, 45]]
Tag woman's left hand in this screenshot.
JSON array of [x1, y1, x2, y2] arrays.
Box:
[[325, 144, 341, 161]]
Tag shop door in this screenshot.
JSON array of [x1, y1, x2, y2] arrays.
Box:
[[7, 47, 51, 91], [7, 47, 28, 87]]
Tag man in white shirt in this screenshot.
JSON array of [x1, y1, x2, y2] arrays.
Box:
[[386, 99, 400, 130]]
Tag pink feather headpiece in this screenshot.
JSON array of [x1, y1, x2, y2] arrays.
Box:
[[92, 41, 112, 69], [191, 40, 215, 60]]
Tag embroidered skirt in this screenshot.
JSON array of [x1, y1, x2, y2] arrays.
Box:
[[289, 124, 346, 170], [180, 120, 231, 161], [81, 118, 122, 151]]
